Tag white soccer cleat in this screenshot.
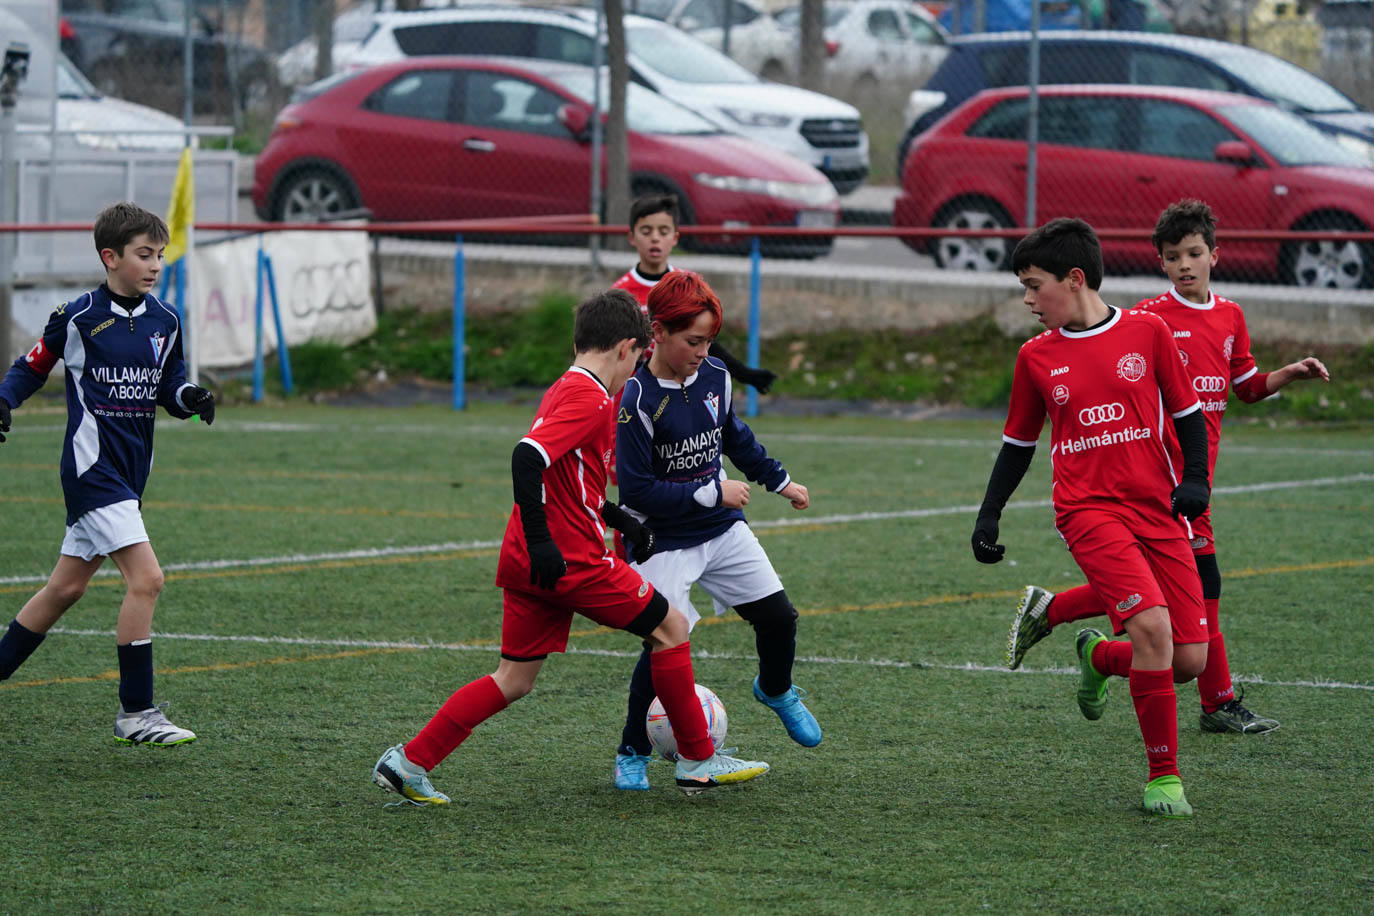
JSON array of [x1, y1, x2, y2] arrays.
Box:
[[114, 702, 196, 746]]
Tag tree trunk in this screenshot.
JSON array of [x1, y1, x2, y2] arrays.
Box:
[[313, 0, 335, 83], [799, 0, 825, 92], [604, 0, 631, 231]]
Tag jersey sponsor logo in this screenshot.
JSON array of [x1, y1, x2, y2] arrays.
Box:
[[703, 391, 720, 425], [652, 396, 670, 421], [1116, 352, 1147, 382], [656, 427, 723, 473], [92, 365, 164, 401], [1055, 425, 1151, 455], [91, 317, 116, 337], [1200, 399, 1227, 412], [1052, 384, 1070, 405], [1117, 593, 1143, 612], [148, 331, 166, 364], [1049, 366, 1069, 377], [1193, 375, 1226, 393], [618, 407, 632, 424], [1078, 402, 1125, 425], [1224, 335, 1234, 360]]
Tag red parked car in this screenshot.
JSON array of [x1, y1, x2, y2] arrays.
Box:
[[894, 84, 1374, 288], [252, 56, 839, 257]]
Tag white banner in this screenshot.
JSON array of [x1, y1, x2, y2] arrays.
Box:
[[192, 229, 377, 369]]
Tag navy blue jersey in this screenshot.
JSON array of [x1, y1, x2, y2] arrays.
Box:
[[616, 356, 789, 551], [0, 286, 195, 525]]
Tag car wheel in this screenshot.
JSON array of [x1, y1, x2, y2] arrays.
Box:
[[1281, 214, 1373, 290], [932, 198, 1013, 271], [274, 167, 358, 222]]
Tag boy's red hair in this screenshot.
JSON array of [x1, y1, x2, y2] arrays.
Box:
[[646, 270, 723, 336]]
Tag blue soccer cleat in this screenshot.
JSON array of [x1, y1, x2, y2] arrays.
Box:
[[371, 744, 450, 807], [613, 751, 652, 790], [753, 676, 822, 747]]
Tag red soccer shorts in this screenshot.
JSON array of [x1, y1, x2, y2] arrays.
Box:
[[1185, 508, 1216, 556], [1068, 513, 1207, 645], [500, 558, 659, 660]]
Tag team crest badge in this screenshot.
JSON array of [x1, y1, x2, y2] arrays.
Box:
[[638, 580, 650, 598], [618, 407, 632, 424], [703, 391, 719, 424], [1178, 349, 1189, 365], [1223, 335, 1235, 360], [148, 331, 166, 363], [1116, 352, 1147, 382], [1052, 384, 1069, 405]]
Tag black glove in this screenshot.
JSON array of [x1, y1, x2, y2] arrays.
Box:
[[742, 367, 777, 394], [527, 538, 567, 591], [1171, 478, 1210, 521], [0, 399, 10, 444], [971, 516, 1006, 564], [628, 524, 656, 565], [185, 386, 215, 426]]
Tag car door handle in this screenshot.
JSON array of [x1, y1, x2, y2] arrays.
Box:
[[463, 139, 496, 153]]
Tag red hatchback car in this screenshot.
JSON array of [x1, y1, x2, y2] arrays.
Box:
[[252, 56, 839, 256], [894, 84, 1374, 288]]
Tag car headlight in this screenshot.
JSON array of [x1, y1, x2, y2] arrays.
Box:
[[1334, 133, 1374, 167], [693, 173, 838, 207], [719, 107, 792, 129]]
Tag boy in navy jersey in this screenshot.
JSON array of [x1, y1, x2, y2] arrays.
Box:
[[610, 270, 818, 791], [971, 218, 1212, 817], [0, 201, 215, 745], [611, 194, 776, 392], [1005, 200, 1329, 735], [370, 289, 769, 806]]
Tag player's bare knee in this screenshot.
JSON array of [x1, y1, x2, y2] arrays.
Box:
[[126, 568, 165, 602], [1172, 644, 1207, 682], [646, 606, 691, 650], [46, 579, 88, 609]]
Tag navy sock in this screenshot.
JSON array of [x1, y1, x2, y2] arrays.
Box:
[[0, 619, 46, 680], [618, 644, 655, 756], [117, 639, 154, 713]]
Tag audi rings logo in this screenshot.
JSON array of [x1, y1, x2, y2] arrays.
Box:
[[288, 259, 370, 319], [1193, 376, 1227, 393], [1078, 402, 1126, 425]]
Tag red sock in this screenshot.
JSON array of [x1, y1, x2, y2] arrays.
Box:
[[649, 642, 715, 761], [1196, 598, 1234, 712], [1048, 584, 1101, 628], [404, 674, 509, 771], [1091, 638, 1133, 679], [1130, 667, 1180, 782]]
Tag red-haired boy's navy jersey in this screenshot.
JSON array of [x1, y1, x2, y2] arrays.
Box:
[[616, 356, 789, 551], [0, 287, 195, 524]]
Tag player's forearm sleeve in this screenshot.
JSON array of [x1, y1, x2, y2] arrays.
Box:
[[708, 341, 747, 378], [1172, 410, 1208, 483], [512, 441, 553, 543], [978, 442, 1035, 520], [1232, 371, 1272, 403], [601, 502, 642, 537]]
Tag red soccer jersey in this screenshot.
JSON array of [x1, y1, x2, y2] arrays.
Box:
[[496, 367, 620, 588], [611, 265, 673, 364], [1136, 288, 1261, 482], [1002, 307, 1202, 546]]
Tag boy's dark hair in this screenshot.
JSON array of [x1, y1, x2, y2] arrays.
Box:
[[574, 289, 651, 353], [647, 270, 723, 337], [94, 202, 170, 258], [629, 193, 679, 230], [1151, 198, 1216, 252], [1011, 217, 1103, 290]]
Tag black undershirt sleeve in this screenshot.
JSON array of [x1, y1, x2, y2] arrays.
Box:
[[512, 441, 552, 544], [1172, 409, 1209, 484], [709, 341, 747, 377], [978, 442, 1036, 522]]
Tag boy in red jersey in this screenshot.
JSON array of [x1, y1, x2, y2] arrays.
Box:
[[971, 217, 1212, 818], [370, 289, 769, 805], [1005, 200, 1329, 736], [611, 193, 776, 391]]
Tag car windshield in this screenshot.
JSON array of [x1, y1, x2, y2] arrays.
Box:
[[1220, 103, 1365, 167], [774, 5, 848, 28], [1211, 46, 1356, 114], [548, 71, 722, 134], [626, 23, 758, 83]]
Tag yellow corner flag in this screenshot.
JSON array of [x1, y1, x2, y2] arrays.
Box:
[[165, 147, 195, 264]]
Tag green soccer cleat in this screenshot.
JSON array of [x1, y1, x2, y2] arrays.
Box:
[[1075, 628, 1110, 721], [1006, 585, 1055, 670], [674, 751, 769, 797], [371, 744, 451, 807], [1200, 690, 1280, 735], [1143, 775, 1193, 818]]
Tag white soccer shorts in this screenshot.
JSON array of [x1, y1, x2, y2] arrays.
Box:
[[631, 520, 783, 630], [61, 499, 149, 561]]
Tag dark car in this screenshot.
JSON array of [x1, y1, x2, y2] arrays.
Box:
[[60, 0, 275, 115], [894, 84, 1374, 288], [896, 30, 1374, 175]]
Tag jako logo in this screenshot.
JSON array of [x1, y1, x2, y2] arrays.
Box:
[[1173, 330, 1191, 338], [1146, 744, 1171, 754], [1193, 376, 1226, 393], [1079, 403, 1126, 425], [1050, 366, 1069, 377]]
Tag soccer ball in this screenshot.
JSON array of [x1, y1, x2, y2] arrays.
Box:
[[646, 683, 728, 760]]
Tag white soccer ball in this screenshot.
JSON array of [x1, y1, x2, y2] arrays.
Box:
[[646, 683, 728, 760]]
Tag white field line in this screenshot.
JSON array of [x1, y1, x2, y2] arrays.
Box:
[[2, 473, 1371, 587], [41, 626, 1374, 692]]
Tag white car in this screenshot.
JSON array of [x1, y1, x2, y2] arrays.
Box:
[[349, 6, 870, 192], [627, 0, 793, 77], [276, 2, 381, 88], [773, 0, 950, 101]]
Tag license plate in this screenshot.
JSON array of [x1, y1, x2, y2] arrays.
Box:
[[796, 210, 837, 229], [821, 153, 865, 171]]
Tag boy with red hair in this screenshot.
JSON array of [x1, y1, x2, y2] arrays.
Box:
[[371, 289, 769, 804], [610, 270, 817, 791]]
